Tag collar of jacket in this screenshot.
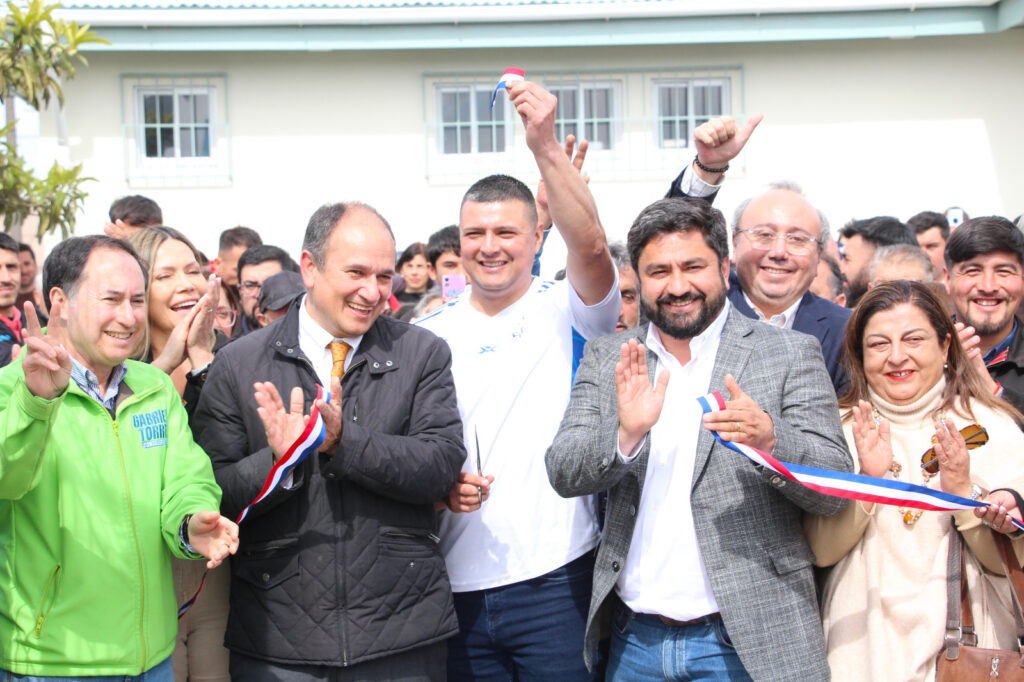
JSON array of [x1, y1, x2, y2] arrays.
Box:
[[266, 297, 403, 377], [1000, 314, 1024, 368]]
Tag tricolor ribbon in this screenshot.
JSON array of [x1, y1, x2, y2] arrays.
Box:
[[697, 391, 1024, 532], [490, 68, 525, 109], [179, 384, 331, 618]]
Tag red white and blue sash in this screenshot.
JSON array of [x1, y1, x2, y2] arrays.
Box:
[[490, 68, 525, 109], [179, 385, 330, 617], [236, 385, 330, 523], [697, 391, 1024, 531]]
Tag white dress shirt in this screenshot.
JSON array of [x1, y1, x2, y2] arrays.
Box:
[[616, 301, 730, 620], [743, 292, 802, 330], [674, 165, 721, 198], [298, 295, 363, 387]]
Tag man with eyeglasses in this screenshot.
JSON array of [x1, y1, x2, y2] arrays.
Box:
[[235, 245, 299, 336], [728, 183, 852, 395]]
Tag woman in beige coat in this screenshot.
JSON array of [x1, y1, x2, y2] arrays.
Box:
[[805, 281, 1024, 682]]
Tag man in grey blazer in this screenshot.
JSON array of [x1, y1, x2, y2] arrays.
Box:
[[546, 197, 852, 681]]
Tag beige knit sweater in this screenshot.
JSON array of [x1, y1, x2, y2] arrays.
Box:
[[804, 378, 1024, 682]]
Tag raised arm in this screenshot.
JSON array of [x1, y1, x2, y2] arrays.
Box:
[[508, 81, 615, 305], [666, 114, 763, 199]]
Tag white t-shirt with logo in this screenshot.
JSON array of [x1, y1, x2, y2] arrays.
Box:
[[417, 277, 619, 592]]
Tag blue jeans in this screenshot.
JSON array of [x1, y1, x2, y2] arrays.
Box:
[[447, 551, 599, 681], [607, 601, 753, 681], [3, 656, 173, 682]]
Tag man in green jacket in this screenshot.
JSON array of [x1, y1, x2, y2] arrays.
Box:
[[0, 235, 238, 680]]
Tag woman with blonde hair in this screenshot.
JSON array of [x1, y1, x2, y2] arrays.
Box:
[[128, 226, 230, 682], [805, 280, 1024, 682]]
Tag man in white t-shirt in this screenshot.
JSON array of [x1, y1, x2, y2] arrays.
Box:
[[416, 80, 619, 680]]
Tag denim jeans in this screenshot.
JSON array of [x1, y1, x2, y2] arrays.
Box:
[[447, 551, 599, 681], [606, 600, 753, 681], [3, 656, 173, 682]]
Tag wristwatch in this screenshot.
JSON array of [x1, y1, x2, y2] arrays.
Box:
[[969, 483, 984, 501]]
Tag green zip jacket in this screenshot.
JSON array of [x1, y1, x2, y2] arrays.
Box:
[[0, 358, 222, 676]]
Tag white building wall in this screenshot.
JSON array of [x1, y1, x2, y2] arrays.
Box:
[[36, 30, 1024, 270]]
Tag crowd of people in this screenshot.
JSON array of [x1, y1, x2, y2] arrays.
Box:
[[1, 78, 1023, 682]]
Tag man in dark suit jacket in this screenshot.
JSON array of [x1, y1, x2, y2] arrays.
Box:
[[545, 197, 851, 681], [662, 121, 851, 396], [729, 184, 852, 396]]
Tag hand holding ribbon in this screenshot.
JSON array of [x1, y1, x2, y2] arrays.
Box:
[[974, 489, 1023, 534], [700, 374, 774, 453], [698, 390, 1024, 532]]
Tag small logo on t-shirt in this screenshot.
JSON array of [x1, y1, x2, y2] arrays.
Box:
[[132, 409, 168, 449]]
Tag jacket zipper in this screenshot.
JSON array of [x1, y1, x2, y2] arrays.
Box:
[[295, 353, 352, 665], [110, 412, 148, 672], [33, 564, 61, 637], [340, 356, 366, 667]]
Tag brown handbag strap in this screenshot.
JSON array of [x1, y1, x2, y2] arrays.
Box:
[[944, 531, 970, 659], [944, 528, 1024, 663], [991, 530, 1024, 656]]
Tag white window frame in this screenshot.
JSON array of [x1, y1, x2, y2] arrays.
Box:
[[121, 74, 230, 186], [544, 81, 621, 152], [135, 86, 217, 165], [435, 83, 513, 156], [653, 78, 731, 150]]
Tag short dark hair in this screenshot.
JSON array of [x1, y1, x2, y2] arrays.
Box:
[[426, 225, 460, 269], [301, 202, 394, 270], [17, 242, 36, 262], [461, 174, 539, 228], [218, 226, 262, 252], [237, 245, 300, 283], [0, 234, 19, 257], [907, 211, 950, 240], [839, 216, 916, 248], [627, 197, 729, 273], [397, 242, 427, 269], [108, 195, 162, 227], [945, 216, 1024, 270], [42, 236, 147, 313]]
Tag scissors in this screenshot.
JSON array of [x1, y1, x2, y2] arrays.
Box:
[[474, 427, 483, 506]]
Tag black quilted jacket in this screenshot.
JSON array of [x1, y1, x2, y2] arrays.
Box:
[[192, 300, 465, 666]]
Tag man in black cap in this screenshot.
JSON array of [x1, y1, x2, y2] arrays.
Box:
[[255, 270, 306, 327]]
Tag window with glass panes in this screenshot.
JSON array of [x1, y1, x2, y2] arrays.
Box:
[[656, 79, 730, 149], [140, 89, 213, 159], [547, 84, 615, 151], [438, 86, 508, 154]]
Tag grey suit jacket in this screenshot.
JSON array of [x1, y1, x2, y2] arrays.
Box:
[[545, 309, 852, 682]]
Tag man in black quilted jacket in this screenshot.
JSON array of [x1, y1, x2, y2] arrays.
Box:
[[192, 201, 466, 680]]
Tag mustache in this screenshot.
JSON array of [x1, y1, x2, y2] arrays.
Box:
[[657, 292, 705, 306]]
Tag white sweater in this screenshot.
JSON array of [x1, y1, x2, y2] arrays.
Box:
[[804, 379, 1024, 682]]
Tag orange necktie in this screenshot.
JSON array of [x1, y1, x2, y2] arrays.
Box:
[[328, 341, 351, 382]]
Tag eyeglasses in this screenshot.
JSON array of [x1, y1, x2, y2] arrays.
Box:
[[238, 281, 261, 298], [920, 423, 989, 476], [215, 307, 237, 326], [739, 227, 818, 255]]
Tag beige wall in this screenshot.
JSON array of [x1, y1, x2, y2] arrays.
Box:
[[37, 30, 1024, 269]]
